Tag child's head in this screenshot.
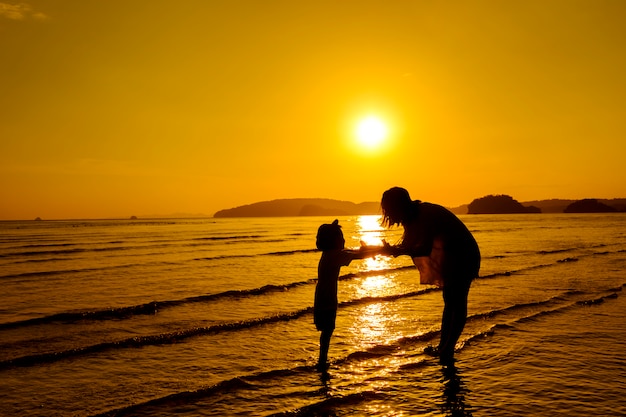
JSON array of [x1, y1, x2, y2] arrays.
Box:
[[316, 219, 345, 251]]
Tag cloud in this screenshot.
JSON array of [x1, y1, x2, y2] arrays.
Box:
[[0, 2, 47, 20]]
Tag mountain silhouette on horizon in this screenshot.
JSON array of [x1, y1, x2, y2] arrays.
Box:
[[213, 197, 626, 218], [213, 198, 381, 218]]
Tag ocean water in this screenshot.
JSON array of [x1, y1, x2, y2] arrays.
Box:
[[0, 214, 625, 417]]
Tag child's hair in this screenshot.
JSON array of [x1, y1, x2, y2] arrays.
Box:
[[316, 219, 344, 251]]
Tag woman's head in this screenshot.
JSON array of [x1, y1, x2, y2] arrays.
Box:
[[316, 219, 345, 250], [381, 187, 414, 227]]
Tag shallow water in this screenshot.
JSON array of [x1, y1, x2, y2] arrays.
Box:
[[0, 214, 625, 416]]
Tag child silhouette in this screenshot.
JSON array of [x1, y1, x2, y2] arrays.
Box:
[[314, 219, 387, 371]]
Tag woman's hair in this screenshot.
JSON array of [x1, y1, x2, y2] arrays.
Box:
[[381, 187, 416, 228], [316, 219, 344, 251]]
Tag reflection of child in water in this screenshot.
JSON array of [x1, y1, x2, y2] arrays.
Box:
[[314, 219, 388, 371]]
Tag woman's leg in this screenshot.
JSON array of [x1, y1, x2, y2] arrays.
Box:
[[439, 280, 471, 363]]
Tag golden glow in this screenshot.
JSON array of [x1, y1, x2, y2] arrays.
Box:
[[1, 3, 625, 220], [354, 215, 395, 296], [359, 274, 393, 296], [355, 116, 388, 150], [355, 303, 388, 341], [348, 300, 400, 351], [343, 215, 398, 347], [357, 215, 385, 247]]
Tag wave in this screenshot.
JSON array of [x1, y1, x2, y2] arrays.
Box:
[[536, 243, 609, 255], [0, 285, 441, 369], [0, 265, 414, 329], [0, 279, 316, 330], [8, 257, 77, 264], [0, 246, 318, 280], [89, 364, 326, 417], [192, 234, 265, 241], [4, 240, 620, 283], [341, 287, 625, 364], [3, 246, 620, 329], [89, 361, 386, 417], [0, 309, 313, 370], [267, 390, 387, 417], [0, 284, 438, 369], [2, 236, 623, 369], [0, 262, 148, 282], [90, 376, 258, 417], [462, 289, 623, 349], [0, 236, 304, 262], [15, 243, 76, 248], [193, 248, 319, 261], [77, 287, 625, 417], [5, 284, 622, 371], [576, 291, 619, 306], [0, 247, 90, 258], [537, 248, 578, 255], [267, 248, 319, 256], [85, 296, 588, 417], [478, 248, 623, 279]]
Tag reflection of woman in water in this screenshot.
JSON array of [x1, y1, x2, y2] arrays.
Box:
[[381, 187, 481, 364]]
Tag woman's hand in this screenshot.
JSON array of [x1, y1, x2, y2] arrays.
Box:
[[382, 240, 410, 257], [382, 240, 397, 257]]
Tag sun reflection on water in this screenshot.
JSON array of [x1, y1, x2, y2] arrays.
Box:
[[356, 303, 389, 341], [337, 218, 419, 410], [347, 298, 404, 352], [349, 215, 400, 347], [355, 215, 394, 294], [359, 274, 393, 297], [356, 215, 385, 247]]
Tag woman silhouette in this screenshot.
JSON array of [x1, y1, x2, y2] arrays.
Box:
[[381, 187, 481, 364]]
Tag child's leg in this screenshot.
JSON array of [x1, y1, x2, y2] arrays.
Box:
[[318, 329, 333, 368], [314, 309, 336, 370]]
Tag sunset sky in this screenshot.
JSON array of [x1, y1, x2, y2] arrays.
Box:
[[1, 1, 625, 220]]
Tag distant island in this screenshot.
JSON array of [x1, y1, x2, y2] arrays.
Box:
[[467, 195, 541, 214], [564, 199, 617, 213], [213, 196, 626, 217], [213, 198, 380, 218]]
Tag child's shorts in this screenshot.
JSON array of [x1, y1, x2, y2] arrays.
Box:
[[314, 309, 336, 332]]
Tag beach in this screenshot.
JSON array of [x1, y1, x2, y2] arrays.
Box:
[[1, 214, 625, 416]]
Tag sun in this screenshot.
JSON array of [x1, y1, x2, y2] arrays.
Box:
[[355, 116, 388, 149]]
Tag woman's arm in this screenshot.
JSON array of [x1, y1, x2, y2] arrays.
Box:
[[383, 243, 430, 258], [398, 209, 435, 258]]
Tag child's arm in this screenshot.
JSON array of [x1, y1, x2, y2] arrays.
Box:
[[344, 241, 390, 261]]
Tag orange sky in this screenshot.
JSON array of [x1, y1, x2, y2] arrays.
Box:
[[1, 1, 625, 220]]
